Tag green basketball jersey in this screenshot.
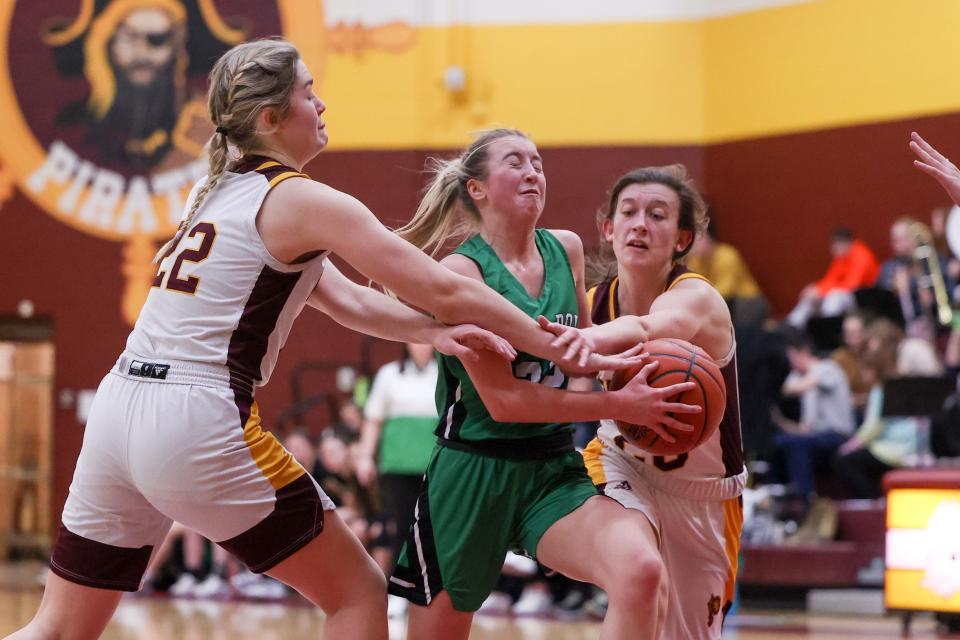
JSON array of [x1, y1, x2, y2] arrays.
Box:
[[435, 229, 580, 446]]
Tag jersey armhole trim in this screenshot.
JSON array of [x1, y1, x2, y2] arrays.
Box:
[[665, 271, 712, 292]]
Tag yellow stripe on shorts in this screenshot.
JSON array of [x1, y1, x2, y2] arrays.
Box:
[[722, 496, 743, 605], [242, 401, 305, 491], [581, 437, 607, 486]]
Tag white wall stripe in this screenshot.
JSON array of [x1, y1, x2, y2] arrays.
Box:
[[324, 0, 816, 27]]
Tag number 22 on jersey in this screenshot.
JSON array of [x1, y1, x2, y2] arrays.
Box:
[[152, 222, 217, 295]]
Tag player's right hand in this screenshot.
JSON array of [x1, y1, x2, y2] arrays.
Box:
[[432, 323, 517, 362], [616, 361, 700, 443]]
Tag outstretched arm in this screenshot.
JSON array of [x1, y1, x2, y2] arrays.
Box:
[[556, 280, 724, 353], [260, 180, 620, 373], [307, 258, 516, 362], [911, 132, 960, 205], [461, 350, 698, 441]]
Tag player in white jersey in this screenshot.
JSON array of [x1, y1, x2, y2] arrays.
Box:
[[543, 165, 746, 640], [7, 39, 657, 640]]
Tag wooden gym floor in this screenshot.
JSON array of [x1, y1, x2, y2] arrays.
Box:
[[0, 561, 955, 639]]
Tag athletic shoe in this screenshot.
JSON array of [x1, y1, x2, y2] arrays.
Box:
[[229, 569, 260, 589], [193, 574, 230, 598], [512, 586, 553, 616], [502, 552, 539, 577], [582, 589, 608, 620], [554, 589, 588, 620], [235, 575, 288, 600], [477, 591, 513, 616], [168, 573, 198, 597]]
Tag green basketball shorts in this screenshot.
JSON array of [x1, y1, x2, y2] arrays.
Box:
[[388, 444, 599, 612]]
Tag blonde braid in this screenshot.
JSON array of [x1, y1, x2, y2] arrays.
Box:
[[153, 38, 300, 263], [153, 131, 229, 262]]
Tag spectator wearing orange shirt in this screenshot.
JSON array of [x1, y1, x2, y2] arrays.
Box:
[[787, 227, 880, 328]]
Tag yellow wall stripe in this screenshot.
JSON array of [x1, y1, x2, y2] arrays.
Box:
[[703, 0, 960, 143], [320, 21, 706, 150], [314, 0, 960, 150], [242, 401, 305, 491]]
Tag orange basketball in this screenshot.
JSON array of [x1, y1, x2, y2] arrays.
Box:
[[610, 338, 726, 456]]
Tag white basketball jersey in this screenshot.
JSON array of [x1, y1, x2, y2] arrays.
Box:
[[126, 156, 327, 389], [587, 270, 747, 500]]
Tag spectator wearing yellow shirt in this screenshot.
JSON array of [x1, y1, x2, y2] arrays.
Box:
[[688, 220, 766, 325]]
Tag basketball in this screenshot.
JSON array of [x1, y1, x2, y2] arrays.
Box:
[[610, 338, 726, 456]]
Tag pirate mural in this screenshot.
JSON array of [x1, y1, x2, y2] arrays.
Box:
[[0, 0, 412, 324]]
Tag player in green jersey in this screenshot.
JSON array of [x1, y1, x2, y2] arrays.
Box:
[[387, 129, 701, 640]]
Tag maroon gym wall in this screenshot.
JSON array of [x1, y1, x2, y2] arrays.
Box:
[[3, 113, 960, 528]]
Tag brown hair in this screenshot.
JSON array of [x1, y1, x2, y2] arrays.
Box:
[[394, 128, 530, 257], [588, 164, 708, 285], [154, 37, 300, 262], [862, 318, 904, 382]]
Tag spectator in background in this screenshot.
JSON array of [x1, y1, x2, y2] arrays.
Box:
[[687, 216, 767, 326], [787, 227, 879, 329], [835, 319, 943, 498], [875, 217, 955, 339], [928, 205, 960, 298], [354, 342, 439, 618], [331, 399, 365, 444], [946, 328, 960, 378], [772, 330, 855, 498], [143, 523, 232, 598], [831, 314, 872, 420]]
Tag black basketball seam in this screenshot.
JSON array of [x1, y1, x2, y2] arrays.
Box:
[[692, 361, 725, 447], [621, 342, 725, 454], [645, 366, 711, 453], [659, 338, 698, 355], [643, 364, 697, 453], [648, 351, 726, 445], [686, 349, 710, 449], [690, 360, 724, 389]]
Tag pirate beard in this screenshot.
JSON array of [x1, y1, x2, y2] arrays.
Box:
[[87, 62, 180, 172]]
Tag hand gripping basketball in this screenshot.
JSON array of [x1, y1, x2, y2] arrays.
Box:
[[611, 338, 726, 456]]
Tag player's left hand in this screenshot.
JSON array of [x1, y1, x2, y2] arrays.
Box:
[[537, 315, 598, 367], [559, 343, 648, 377], [432, 324, 517, 362], [911, 132, 960, 206]]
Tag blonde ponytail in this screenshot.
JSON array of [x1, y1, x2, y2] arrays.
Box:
[[395, 128, 528, 256], [395, 157, 477, 258]]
